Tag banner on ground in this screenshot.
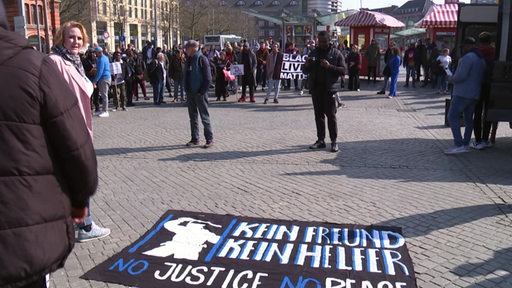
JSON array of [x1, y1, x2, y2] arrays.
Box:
[[281, 53, 307, 80], [82, 210, 417, 288]]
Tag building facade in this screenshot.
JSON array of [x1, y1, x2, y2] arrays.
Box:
[[60, 0, 180, 51], [4, 0, 60, 53]]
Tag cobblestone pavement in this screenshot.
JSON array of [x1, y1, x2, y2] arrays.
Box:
[[50, 75, 512, 288]]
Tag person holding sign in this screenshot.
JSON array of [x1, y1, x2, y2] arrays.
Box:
[[238, 42, 257, 103], [111, 51, 127, 111], [303, 31, 347, 153]]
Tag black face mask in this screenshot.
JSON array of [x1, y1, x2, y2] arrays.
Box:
[[318, 43, 330, 51]]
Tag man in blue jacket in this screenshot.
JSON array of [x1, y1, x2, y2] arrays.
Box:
[[445, 37, 486, 154], [183, 40, 214, 148], [93, 46, 112, 117]]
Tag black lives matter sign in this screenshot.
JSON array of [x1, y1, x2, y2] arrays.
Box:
[[83, 210, 417, 288]]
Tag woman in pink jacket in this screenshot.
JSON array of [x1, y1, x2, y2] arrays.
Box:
[[49, 21, 110, 243]]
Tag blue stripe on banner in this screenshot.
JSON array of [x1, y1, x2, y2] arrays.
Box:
[[128, 214, 174, 253], [204, 218, 238, 262]]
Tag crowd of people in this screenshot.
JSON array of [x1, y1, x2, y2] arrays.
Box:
[[33, 28, 505, 156]]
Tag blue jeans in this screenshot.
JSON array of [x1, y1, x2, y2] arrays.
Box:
[[389, 73, 398, 96], [77, 199, 92, 228], [448, 95, 477, 147], [152, 81, 165, 104], [405, 66, 416, 86], [97, 78, 111, 111], [436, 74, 447, 91], [188, 92, 213, 142], [173, 78, 184, 100], [380, 75, 390, 92], [265, 78, 281, 100]]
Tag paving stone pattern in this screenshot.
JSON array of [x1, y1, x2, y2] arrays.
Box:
[[50, 74, 512, 288]]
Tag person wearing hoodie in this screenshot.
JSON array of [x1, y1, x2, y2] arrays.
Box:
[[0, 3, 98, 286], [444, 37, 486, 155]]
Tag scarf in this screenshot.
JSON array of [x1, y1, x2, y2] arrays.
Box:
[[52, 45, 86, 78]]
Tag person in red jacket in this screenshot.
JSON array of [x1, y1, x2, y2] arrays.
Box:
[[0, 2, 98, 287]]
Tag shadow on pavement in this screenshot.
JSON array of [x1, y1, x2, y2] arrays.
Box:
[[374, 204, 512, 238], [153, 137, 512, 185], [452, 247, 512, 287]]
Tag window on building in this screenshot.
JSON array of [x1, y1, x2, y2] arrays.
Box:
[[129, 7, 132, 17], [113, 4, 117, 16], [258, 20, 265, 27], [24, 4, 30, 24], [271, 0, 280, 6], [259, 29, 265, 37], [254, 0, 264, 6], [102, 2, 107, 15], [289, 0, 298, 6], [235, 0, 245, 6], [30, 4, 36, 24], [269, 29, 275, 37], [135, 8, 137, 18], [38, 5, 43, 24], [220, 0, 227, 6]]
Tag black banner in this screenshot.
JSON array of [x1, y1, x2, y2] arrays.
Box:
[[82, 210, 417, 288]]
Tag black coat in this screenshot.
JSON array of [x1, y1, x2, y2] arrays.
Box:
[[148, 59, 165, 85], [304, 45, 347, 93], [0, 28, 98, 287]]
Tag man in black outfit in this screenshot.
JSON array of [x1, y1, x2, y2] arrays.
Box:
[[303, 31, 347, 152]]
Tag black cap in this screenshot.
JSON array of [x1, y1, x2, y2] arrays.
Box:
[[464, 37, 476, 45], [478, 32, 491, 43]]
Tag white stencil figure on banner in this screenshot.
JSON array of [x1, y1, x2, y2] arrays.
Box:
[[143, 217, 221, 260]]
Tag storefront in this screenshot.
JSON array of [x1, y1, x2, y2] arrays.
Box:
[[415, 4, 458, 50], [334, 10, 405, 76]]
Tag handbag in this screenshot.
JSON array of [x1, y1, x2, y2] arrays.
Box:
[[223, 68, 235, 81], [383, 65, 391, 77]]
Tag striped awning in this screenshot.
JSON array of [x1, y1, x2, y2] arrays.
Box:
[[334, 10, 405, 28], [415, 4, 458, 28]]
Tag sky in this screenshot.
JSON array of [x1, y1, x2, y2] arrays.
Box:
[[342, 0, 472, 11]]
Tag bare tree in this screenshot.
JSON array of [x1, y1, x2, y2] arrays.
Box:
[[177, 0, 257, 42], [178, 0, 208, 40], [59, 0, 90, 24], [158, 0, 172, 45]]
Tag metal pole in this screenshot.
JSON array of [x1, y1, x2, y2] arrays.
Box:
[[42, 0, 51, 53], [154, 0, 158, 46], [35, 0, 42, 52]]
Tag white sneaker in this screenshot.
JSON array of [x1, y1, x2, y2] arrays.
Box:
[[77, 222, 111, 242], [98, 111, 109, 118], [469, 141, 486, 150], [444, 145, 470, 155]]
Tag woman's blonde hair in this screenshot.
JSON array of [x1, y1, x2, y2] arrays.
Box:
[[53, 21, 88, 46]]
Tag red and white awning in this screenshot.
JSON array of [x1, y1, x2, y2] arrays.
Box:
[[334, 10, 405, 28], [415, 4, 458, 28]]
